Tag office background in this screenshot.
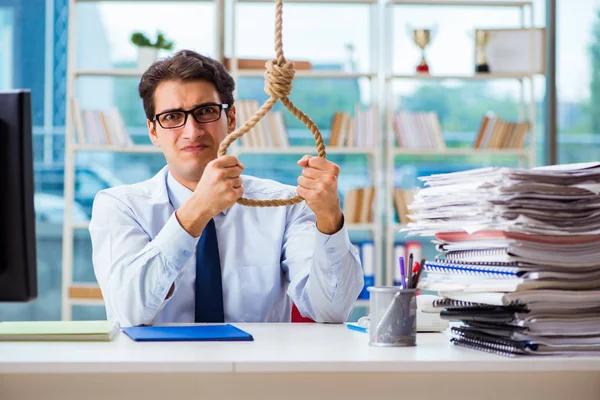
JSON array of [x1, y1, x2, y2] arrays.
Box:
[[0, 0, 598, 322]]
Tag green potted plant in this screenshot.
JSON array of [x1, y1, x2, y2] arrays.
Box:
[[130, 31, 175, 69]]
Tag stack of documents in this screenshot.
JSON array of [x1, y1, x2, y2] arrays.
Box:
[[404, 162, 600, 356], [0, 320, 119, 341]]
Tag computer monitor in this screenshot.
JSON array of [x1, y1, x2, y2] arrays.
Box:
[[0, 89, 37, 301]]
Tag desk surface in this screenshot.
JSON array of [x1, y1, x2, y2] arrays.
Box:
[[2, 323, 600, 374]]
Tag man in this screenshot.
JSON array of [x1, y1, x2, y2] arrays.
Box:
[[89, 50, 364, 327]]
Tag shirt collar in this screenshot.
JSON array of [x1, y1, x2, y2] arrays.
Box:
[[166, 170, 229, 216]]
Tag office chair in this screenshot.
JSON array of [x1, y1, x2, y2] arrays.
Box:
[[291, 303, 314, 323]]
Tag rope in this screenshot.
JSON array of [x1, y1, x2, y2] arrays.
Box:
[[217, 0, 326, 207]]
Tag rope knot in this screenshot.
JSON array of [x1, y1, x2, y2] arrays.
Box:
[[264, 59, 295, 99]]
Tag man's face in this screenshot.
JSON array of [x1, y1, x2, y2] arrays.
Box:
[[148, 79, 236, 185]]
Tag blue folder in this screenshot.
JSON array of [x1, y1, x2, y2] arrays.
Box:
[[122, 324, 254, 342]]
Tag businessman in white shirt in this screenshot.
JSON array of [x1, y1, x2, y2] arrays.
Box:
[[89, 49, 364, 327]]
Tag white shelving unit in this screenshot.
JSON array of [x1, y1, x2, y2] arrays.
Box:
[[62, 0, 543, 320], [388, 72, 532, 80], [62, 0, 383, 320], [382, 0, 540, 285], [236, 70, 377, 79]]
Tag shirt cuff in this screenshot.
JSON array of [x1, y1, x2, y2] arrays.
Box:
[[314, 215, 352, 266], [153, 212, 200, 269]]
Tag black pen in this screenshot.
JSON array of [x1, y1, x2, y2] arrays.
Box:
[[407, 253, 414, 289], [412, 258, 425, 288]]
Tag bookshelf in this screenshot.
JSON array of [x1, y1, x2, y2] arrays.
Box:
[[62, 0, 383, 320], [62, 0, 543, 320], [382, 0, 540, 286]]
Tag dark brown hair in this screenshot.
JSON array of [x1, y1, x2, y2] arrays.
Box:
[[138, 49, 235, 121]]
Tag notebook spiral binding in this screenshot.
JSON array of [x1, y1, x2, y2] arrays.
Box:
[[450, 337, 519, 358], [433, 298, 483, 308], [451, 329, 527, 356], [424, 260, 519, 278], [444, 248, 510, 262], [463, 320, 528, 332]]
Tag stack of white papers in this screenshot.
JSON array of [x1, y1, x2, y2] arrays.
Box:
[[406, 162, 600, 236], [403, 162, 600, 357]]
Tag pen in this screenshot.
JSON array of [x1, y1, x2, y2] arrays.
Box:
[[346, 323, 367, 333], [413, 258, 425, 288], [407, 253, 413, 289], [411, 262, 420, 288], [399, 256, 406, 289]]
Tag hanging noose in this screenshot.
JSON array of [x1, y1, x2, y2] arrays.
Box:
[[217, 0, 326, 207]]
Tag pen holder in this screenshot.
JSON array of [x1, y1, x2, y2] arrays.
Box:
[[367, 287, 417, 347]]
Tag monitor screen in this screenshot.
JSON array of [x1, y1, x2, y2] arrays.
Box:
[[0, 89, 37, 302]]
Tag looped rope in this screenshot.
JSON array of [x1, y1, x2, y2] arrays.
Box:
[[218, 0, 326, 207], [264, 60, 295, 98]]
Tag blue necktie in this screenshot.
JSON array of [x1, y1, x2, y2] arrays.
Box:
[[194, 219, 225, 323]]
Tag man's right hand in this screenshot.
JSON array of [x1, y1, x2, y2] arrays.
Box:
[[194, 155, 245, 217], [176, 155, 244, 237]]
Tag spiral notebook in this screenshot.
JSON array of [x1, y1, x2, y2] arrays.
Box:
[[432, 298, 489, 309], [421, 261, 600, 292], [425, 259, 600, 279], [438, 289, 600, 308], [437, 248, 600, 270], [436, 230, 600, 245], [450, 326, 600, 357], [462, 320, 528, 335], [424, 260, 523, 278]]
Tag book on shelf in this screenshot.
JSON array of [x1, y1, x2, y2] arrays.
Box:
[[222, 58, 312, 71], [235, 99, 289, 149], [343, 187, 375, 224], [393, 188, 416, 225], [474, 113, 529, 149], [392, 110, 446, 149], [71, 99, 133, 147], [328, 105, 378, 148]]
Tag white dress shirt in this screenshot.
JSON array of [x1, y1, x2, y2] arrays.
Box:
[[89, 166, 364, 327]]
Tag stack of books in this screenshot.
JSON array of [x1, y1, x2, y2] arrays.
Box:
[[328, 105, 378, 148], [393, 188, 417, 225], [473, 113, 530, 149], [392, 110, 445, 149], [404, 162, 600, 357], [235, 99, 289, 148], [72, 99, 133, 146], [343, 187, 375, 223]]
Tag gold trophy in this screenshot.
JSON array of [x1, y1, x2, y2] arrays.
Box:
[[407, 24, 437, 74], [475, 29, 491, 73], [412, 28, 433, 74]]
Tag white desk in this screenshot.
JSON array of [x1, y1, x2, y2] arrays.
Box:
[[1, 323, 599, 400]]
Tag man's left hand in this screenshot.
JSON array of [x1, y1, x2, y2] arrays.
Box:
[[297, 155, 344, 235]]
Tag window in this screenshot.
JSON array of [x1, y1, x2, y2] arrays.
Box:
[[0, 0, 63, 321], [557, 0, 600, 163], [0, 7, 13, 90]]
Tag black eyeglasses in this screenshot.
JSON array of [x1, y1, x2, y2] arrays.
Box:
[[153, 103, 229, 129]]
